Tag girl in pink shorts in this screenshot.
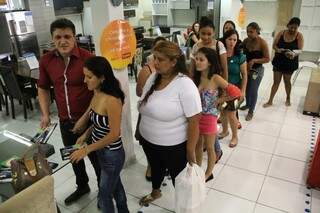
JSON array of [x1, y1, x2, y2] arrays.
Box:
[[194, 47, 241, 181]]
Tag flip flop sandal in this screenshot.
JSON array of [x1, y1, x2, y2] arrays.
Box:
[[229, 141, 238, 148], [139, 193, 161, 206], [218, 132, 229, 139]]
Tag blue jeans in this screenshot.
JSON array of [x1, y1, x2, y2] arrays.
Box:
[[97, 147, 129, 213], [200, 132, 221, 156], [215, 137, 221, 154], [246, 66, 264, 113]]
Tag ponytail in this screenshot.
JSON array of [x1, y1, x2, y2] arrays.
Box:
[[139, 74, 162, 106]]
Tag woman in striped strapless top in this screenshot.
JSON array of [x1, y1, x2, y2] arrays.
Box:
[[70, 56, 129, 213], [90, 109, 123, 150]]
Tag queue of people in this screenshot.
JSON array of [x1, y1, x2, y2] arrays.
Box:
[[37, 16, 303, 212]]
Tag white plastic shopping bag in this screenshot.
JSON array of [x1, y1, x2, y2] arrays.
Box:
[[175, 163, 206, 213]]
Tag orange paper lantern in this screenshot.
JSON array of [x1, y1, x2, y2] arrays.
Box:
[[100, 20, 136, 69], [237, 4, 247, 29]]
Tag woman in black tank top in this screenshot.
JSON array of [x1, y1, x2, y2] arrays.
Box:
[[70, 56, 129, 213], [240, 22, 270, 121], [264, 17, 304, 107]]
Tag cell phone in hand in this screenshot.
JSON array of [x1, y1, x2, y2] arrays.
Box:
[[59, 144, 81, 161]]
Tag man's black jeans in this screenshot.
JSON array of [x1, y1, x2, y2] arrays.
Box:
[[60, 120, 101, 188]]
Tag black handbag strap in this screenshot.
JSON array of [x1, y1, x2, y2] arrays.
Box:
[[52, 161, 70, 174]]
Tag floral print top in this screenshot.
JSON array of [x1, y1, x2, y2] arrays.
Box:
[[200, 88, 219, 116]]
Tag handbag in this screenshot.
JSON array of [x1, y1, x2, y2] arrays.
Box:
[[175, 163, 206, 213], [10, 143, 52, 193]]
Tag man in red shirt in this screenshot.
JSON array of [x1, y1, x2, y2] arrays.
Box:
[[38, 18, 100, 205]]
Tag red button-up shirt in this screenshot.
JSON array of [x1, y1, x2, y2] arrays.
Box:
[[38, 47, 93, 122]]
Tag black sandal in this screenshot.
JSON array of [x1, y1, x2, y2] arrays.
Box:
[[215, 150, 223, 164], [206, 174, 214, 182], [145, 174, 152, 182], [145, 169, 152, 182]]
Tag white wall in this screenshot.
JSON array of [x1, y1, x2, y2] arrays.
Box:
[[127, 1, 194, 27], [28, 0, 56, 45], [82, 2, 93, 35], [54, 2, 93, 36], [57, 14, 83, 35], [220, 0, 278, 38], [60, 1, 152, 35], [219, 0, 241, 37], [72, 0, 154, 32], [126, 5, 144, 27], [126, 0, 152, 27], [293, 0, 302, 17], [142, 0, 152, 16], [244, 1, 278, 33], [172, 9, 196, 26]]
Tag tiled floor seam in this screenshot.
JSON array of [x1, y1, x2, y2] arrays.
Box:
[[266, 175, 307, 186], [52, 162, 75, 188], [210, 188, 257, 203], [254, 106, 285, 212], [220, 163, 309, 185], [236, 136, 311, 161], [253, 203, 289, 213], [211, 188, 287, 213], [272, 153, 309, 163], [244, 128, 284, 138]]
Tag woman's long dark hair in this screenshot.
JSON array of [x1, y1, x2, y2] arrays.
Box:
[[223, 20, 236, 34], [193, 47, 222, 87], [84, 56, 125, 104], [191, 21, 199, 34], [140, 41, 187, 106], [221, 29, 242, 56], [199, 16, 215, 30]]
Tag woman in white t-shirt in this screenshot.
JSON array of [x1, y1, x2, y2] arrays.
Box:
[[138, 41, 202, 206], [190, 16, 228, 81], [136, 36, 166, 182]]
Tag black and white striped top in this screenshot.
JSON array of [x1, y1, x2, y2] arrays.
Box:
[[90, 109, 123, 150]]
